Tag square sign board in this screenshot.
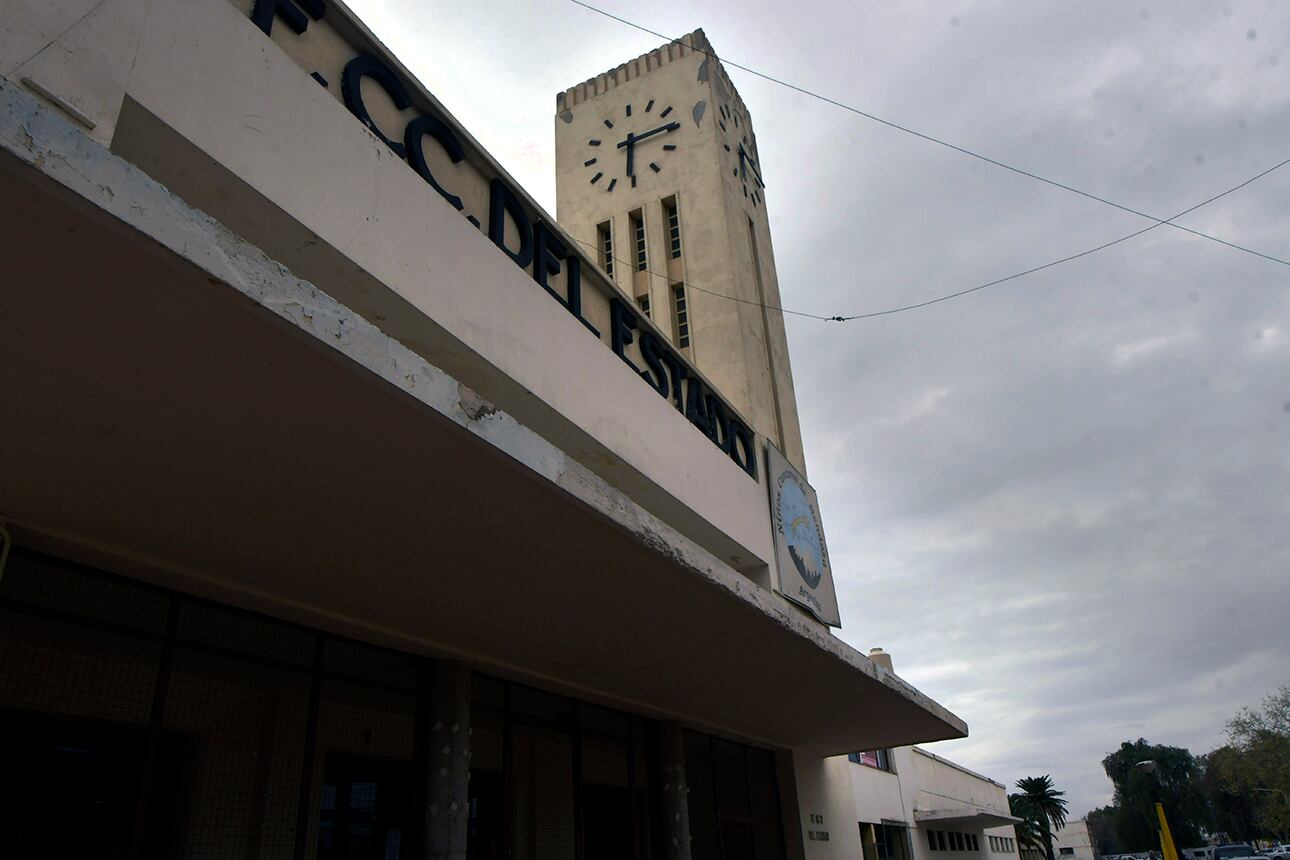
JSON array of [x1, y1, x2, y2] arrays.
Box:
[[766, 444, 841, 627]]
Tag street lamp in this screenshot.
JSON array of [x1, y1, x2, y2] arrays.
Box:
[[1135, 761, 1181, 860]]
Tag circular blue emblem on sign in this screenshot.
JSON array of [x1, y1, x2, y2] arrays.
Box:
[[777, 471, 825, 589]]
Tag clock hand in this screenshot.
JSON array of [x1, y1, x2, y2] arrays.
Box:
[[616, 122, 679, 149], [738, 144, 765, 187], [621, 131, 635, 178]]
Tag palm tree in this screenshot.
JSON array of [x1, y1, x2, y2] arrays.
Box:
[[1009, 792, 1047, 857], [1015, 775, 1070, 860]]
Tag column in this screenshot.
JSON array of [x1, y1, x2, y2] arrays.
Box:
[[427, 660, 472, 860], [660, 721, 693, 860]]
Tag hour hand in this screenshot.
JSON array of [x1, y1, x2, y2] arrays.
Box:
[[621, 121, 679, 147]]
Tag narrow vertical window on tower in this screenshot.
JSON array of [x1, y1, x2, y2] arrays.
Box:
[[663, 196, 682, 258], [637, 292, 651, 318], [597, 220, 614, 278], [672, 284, 690, 349], [630, 209, 647, 271]]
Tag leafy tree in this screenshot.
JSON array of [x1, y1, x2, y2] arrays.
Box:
[[1087, 805, 1123, 856], [1202, 746, 1267, 843], [1102, 740, 1210, 852], [1221, 686, 1290, 841], [1013, 775, 1070, 860]]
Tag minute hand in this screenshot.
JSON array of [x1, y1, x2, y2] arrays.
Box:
[[616, 122, 680, 148]]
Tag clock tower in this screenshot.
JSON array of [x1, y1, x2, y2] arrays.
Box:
[[554, 29, 807, 473]]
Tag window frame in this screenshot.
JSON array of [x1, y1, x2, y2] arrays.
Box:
[[630, 209, 647, 272], [663, 196, 682, 259], [672, 283, 690, 349], [596, 219, 614, 278]]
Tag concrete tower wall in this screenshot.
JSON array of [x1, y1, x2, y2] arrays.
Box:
[[555, 30, 807, 474]]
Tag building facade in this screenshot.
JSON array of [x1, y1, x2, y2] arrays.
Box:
[[1052, 819, 1098, 860], [2, 2, 963, 858], [841, 651, 1022, 860]]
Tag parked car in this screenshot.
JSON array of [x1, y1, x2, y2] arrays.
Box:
[[1212, 845, 1259, 860]]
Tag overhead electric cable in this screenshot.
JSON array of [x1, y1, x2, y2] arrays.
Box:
[[573, 154, 1290, 321], [564, 0, 1290, 270]]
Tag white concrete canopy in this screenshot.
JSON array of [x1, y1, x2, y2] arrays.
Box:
[[913, 809, 1023, 829], [0, 81, 966, 756]]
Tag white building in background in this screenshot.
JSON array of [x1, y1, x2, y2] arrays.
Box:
[[840, 650, 1023, 860], [1052, 818, 1098, 860]]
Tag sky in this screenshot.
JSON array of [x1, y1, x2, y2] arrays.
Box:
[[345, 0, 1290, 816]]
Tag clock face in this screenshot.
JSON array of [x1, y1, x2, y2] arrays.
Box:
[[584, 98, 680, 192], [718, 101, 764, 207]]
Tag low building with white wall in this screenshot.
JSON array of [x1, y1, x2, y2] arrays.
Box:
[[841, 650, 1022, 860], [1052, 818, 1098, 860], [0, 3, 966, 859]]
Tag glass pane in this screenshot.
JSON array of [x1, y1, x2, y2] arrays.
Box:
[[163, 649, 312, 859], [684, 731, 718, 860], [713, 738, 750, 818], [510, 722, 575, 860], [582, 736, 630, 860], [748, 747, 785, 860]]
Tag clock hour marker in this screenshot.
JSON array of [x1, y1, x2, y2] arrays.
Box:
[[662, 144, 677, 151], [645, 99, 655, 112], [659, 106, 673, 118], [584, 158, 597, 166], [604, 119, 614, 129], [718, 120, 726, 133], [607, 178, 617, 191], [631, 175, 637, 188], [588, 139, 601, 146], [733, 115, 739, 127], [723, 143, 730, 151], [649, 162, 661, 173], [626, 104, 632, 116], [733, 168, 738, 176], [590, 171, 603, 184]]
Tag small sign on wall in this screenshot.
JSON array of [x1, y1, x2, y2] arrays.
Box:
[[767, 444, 841, 627]]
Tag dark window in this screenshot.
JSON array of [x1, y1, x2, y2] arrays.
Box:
[[672, 284, 690, 348], [664, 197, 682, 258], [631, 210, 647, 271], [597, 220, 614, 278], [637, 293, 651, 318], [318, 754, 413, 860], [684, 730, 785, 860], [875, 823, 910, 860], [929, 830, 940, 851], [851, 749, 895, 772], [1060, 849, 1075, 856], [684, 731, 719, 860]]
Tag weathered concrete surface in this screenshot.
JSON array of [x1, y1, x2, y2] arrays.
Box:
[[0, 77, 965, 756]]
